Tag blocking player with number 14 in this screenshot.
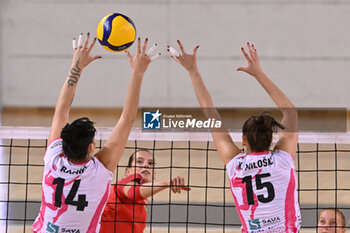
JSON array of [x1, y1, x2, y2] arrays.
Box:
[[32, 35, 154, 233]]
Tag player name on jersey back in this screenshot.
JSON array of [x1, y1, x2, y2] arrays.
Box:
[[238, 157, 274, 171], [60, 165, 88, 175]]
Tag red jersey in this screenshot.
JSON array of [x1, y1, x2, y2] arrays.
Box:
[[100, 174, 147, 233]]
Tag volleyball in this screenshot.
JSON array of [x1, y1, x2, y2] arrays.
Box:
[[96, 13, 136, 52]]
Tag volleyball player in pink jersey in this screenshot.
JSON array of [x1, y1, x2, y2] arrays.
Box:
[[33, 34, 154, 233], [169, 41, 301, 232]]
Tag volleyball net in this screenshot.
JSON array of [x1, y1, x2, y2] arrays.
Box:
[[0, 127, 350, 232]]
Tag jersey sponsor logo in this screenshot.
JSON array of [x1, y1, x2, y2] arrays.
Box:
[[62, 228, 81, 233], [248, 219, 261, 230], [249, 217, 282, 232], [250, 225, 285, 233], [261, 216, 281, 225], [46, 222, 59, 233], [241, 157, 273, 171], [60, 165, 87, 175]]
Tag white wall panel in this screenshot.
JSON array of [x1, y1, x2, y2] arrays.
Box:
[[1, 0, 350, 108]]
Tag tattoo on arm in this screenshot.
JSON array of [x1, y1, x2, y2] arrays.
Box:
[[68, 60, 81, 87]]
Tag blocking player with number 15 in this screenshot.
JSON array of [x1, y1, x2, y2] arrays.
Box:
[[169, 40, 301, 232]]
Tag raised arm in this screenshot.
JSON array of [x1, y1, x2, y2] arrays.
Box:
[[48, 33, 101, 143], [95, 38, 153, 172], [237, 42, 298, 156], [124, 176, 191, 199], [169, 41, 241, 165]]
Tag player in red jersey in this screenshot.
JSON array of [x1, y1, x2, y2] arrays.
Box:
[[100, 149, 190, 233], [318, 208, 346, 233]]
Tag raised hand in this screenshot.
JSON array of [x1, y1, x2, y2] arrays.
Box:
[[168, 40, 199, 73], [71, 33, 101, 71], [237, 42, 264, 78], [125, 38, 158, 75]]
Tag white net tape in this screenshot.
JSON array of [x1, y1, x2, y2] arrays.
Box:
[[1, 126, 350, 144]]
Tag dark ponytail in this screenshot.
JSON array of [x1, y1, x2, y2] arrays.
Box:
[[242, 113, 285, 152]]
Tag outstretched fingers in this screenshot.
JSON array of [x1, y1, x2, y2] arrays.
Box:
[[87, 37, 97, 52], [177, 40, 186, 56], [167, 41, 199, 72], [251, 44, 259, 60], [83, 32, 90, 49], [236, 66, 248, 72], [247, 42, 255, 59], [193, 45, 199, 56], [141, 38, 148, 55], [240, 46, 251, 63], [136, 37, 141, 54], [70, 32, 102, 70], [90, 55, 102, 62], [125, 50, 133, 62], [126, 38, 160, 68], [237, 42, 263, 77], [246, 42, 259, 61], [148, 43, 161, 61], [150, 53, 161, 61], [147, 43, 157, 56], [237, 47, 249, 72], [169, 54, 179, 63], [77, 33, 83, 48], [72, 38, 78, 50], [167, 45, 180, 57]]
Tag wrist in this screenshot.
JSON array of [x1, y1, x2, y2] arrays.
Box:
[[71, 58, 84, 71], [188, 68, 200, 77], [70, 63, 82, 68], [69, 66, 83, 74], [68, 66, 82, 76], [253, 70, 266, 79], [67, 65, 82, 87], [131, 70, 145, 77]]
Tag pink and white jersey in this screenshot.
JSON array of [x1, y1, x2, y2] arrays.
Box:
[[226, 150, 301, 233], [33, 138, 113, 233]]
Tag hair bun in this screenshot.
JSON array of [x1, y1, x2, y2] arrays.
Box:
[[254, 115, 265, 125]]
